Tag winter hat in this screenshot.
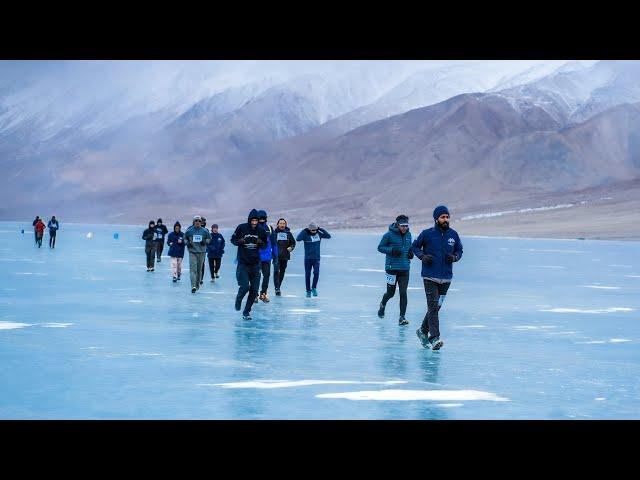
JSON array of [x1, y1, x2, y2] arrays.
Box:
[[193, 215, 202, 221], [149, 220, 155, 227], [212, 224, 218, 229], [157, 218, 163, 224], [174, 221, 181, 229], [257, 210, 267, 220], [396, 214, 409, 225], [308, 222, 318, 230], [433, 205, 450, 220]]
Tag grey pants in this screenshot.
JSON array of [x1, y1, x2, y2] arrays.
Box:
[[189, 251, 206, 289]]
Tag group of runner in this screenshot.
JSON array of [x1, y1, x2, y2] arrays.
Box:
[[142, 209, 332, 320], [31, 216, 60, 248], [140, 204, 462, 350]]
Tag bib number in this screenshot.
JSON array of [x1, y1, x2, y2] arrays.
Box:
[[193, 235, 202, 243], [385, 273, 396, 285], [310, 234, 320, 242], [277, 233, 288, 241]]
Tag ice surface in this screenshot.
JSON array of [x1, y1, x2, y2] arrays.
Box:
[[1, 221, 639, 419]]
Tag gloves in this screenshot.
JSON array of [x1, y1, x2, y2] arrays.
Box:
[[408, 250, 414, 260], [421, 255, 433, 266], [390, 247, 402, 257], [445, 254, 457, 264], [287, 246, 293, 252]]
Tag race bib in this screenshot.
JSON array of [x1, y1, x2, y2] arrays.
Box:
[[310, 234, 320, 242], [193, 235, 202, 243], [277, 232, 288, 241], [154, 232, 162, 240], [385, 273, 396, 285]]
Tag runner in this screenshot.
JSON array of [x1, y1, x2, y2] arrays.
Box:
[[230, 209, 268, 319], [34, 218, 46, 248], [412, 205, 463, 350], [257, 210, 277, 303], [32, 216, 40, 244], [273, 218, 296, 296], [296, 222, 331, 297], [167, 221, 186, 282], [47, 216, 60, 249], [142, 220, 156, 271], [154, 219, 169, 263], [207, 223, 225, 282], [377, 215, 413, 325], [184, 216, 212, 293]]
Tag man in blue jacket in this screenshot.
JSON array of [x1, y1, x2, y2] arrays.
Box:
[[377, 215, 414, 325], [47, 216, 60, 248], [411, 205, 463, 350], [207, 224, 225, 282], [296, 222, 331, 297], [256, 210, 277, 302], [167, 222, 186, 282], [231, 209, 268, 320]]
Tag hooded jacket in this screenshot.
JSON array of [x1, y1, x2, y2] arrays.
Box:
[[207, 231, 226, 258], [258, 222, 278, 262], [274, 225, 296, 260], [167, 223, 186, 258], [411, 225, 463, 280], [231, 209, 268, 265], [377, 223, 412, 272], [296, 227, 331, 260], [142, 225, 156, 248]]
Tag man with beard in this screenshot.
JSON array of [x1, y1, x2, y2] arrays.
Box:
[[411, 205, 463, 350], [231, 209, 268, 320]]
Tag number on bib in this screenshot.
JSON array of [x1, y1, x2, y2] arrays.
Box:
[[277, 232, 288, 241], [385, 273, 396, 285], [193, 235, 202, 243]]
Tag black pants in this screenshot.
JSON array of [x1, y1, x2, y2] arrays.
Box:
[[259, 261, 271, 295], [36, 233, 43, 248], [155, 241, 164, 260], [274, 258, 288, 290], [421, 279, 451, 340], [34, 230, 38, 244], [145, 245, 155, 269], [236, 262, 260, 315], [381, 270, 409, 317], [49, 232, 56, 248], [208, 257, 221, 279]]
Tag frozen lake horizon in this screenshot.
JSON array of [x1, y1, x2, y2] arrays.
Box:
[[1, 221, 639, 419]]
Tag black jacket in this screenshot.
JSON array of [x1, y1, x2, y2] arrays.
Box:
[[231, 209, 268, 265], [274, 226, 296, 260], [142, 228, 156, 248]]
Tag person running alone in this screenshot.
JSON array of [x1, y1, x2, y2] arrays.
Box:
[[296, 222, 331, 297], [256, 210, 277, 303], [142, 220, 157, 271], [34, 218, 46, 248], [167, 222, 186, 282], [184, 216, 211, 293], [47, 216, 60, 249], [273, 218, 296, 296], [231, 209, 268, 320], [154, 218, 169, 263], [377, 215, 414, 326], [207, 223, 225, 282], [411, 205, 463, 350]]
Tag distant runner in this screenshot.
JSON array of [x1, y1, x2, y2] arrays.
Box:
[[32, 216, 41, 244], [154, 218, 169, 263], [34, 218, 46, 248], [142, 220, 157, 272], [207, 223, 225, 282], [257, 210, 276, 303], [47, 216, 60, 249], [412, 205, 463, 350], [185, 216, 212, 293], [167, 221, 186, 283]]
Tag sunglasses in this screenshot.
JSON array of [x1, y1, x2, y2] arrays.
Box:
[[399, 224, 409, 227]]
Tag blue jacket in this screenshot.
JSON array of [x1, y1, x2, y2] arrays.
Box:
[[207, 232, 226, 258], [296, 228, 331, 260], [258, 223, 277, 262], [377, 223, 412, 272], [167, 231, 186, 258], [411, 226, 463, 280]]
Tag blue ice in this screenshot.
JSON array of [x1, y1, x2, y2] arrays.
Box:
[[0, 222, 639, 419]]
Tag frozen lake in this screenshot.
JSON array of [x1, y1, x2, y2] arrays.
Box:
[[0, 221, 639, 419]]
